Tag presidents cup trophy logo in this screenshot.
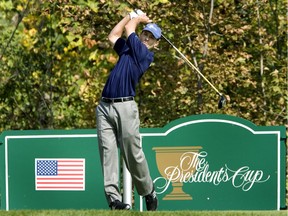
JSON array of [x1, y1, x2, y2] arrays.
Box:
[[153, 146, 271, 201], [153, 146, 202, 200]]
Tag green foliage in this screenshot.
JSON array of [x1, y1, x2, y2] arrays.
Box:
[[0, 0, 287, 131]]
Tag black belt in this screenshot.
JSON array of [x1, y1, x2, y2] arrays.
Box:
[[101, 97, 134, 103]]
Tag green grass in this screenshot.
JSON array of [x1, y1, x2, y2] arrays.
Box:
[[0, 210, 287, 216]]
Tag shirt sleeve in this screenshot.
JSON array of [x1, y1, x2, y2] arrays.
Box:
[[113, 37, 129, 56], [126, 33, 154, 73]]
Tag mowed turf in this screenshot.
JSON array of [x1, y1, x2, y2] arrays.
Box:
[[0, 210, 287, 216]]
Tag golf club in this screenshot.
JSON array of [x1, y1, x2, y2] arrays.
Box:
[[161, 34, 226, 109]]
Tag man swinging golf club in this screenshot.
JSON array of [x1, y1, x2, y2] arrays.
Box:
[[96, 9, 161, 210]]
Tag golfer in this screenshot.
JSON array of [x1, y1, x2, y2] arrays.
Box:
[[96, 10, 161, 211]]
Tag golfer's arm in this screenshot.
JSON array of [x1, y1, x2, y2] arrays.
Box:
[[108, 15, 130, 45], [125, 15, 152, 38], [124, 18, 139, 38]]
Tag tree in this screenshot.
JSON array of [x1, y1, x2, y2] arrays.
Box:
[[0, 0, 286, 131]]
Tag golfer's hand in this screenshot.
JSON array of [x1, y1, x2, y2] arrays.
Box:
[[135, 9, 145, 16], [135, 9, 152, 23], [129, 9, 144, 20], [129, 10, 138, 20], [137, 14, 152, 23]]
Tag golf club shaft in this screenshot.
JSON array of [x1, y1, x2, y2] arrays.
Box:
[[161, 34, 222, 96]]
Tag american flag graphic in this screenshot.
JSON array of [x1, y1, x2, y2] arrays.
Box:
[[35, 158, 85, 191]]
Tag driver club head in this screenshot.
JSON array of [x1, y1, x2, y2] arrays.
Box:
[[218, 94, 226, 109]]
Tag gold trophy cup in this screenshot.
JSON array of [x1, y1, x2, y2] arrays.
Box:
[[153, 146, 202, 200]]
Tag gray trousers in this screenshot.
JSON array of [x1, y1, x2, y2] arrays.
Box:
[[96, 100, 153, 204]]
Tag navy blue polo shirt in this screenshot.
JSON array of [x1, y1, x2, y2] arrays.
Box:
[[102, 33, 154, 98]]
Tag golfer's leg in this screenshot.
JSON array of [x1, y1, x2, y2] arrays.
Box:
[[117, 101, 153, 196], [96, 104, 121, 204]]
